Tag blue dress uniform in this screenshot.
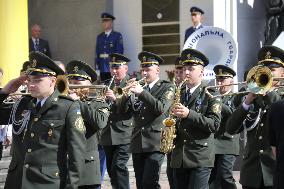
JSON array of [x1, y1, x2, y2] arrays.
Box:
[[171, 49, 222, 189], [66, 60, 110, 189], [95, 12, 124, 81], [209, 65, 239, 189], [119, 52, 175, 189], [29, 38, 52, 58], [1, 52, 87, 189], [100, 53, 133, 189], [184, 7, 204, 43], [226, 46, 284, 189]]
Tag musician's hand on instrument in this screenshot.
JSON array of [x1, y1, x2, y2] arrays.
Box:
[[129, 84, 143, 94], [244, 92, 256, 105], [69, 90, 80, 100], [1, 75, 28, 94], [105, 89, 116, 101], [172, 103, 190, 118]]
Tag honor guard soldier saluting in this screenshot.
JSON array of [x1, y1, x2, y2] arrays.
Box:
[[209, 65, 239, 189], [100, 53, 133, 189], [170, 48, 222, 189], [0, 52, 86, 189], [120, 51, 175, 189], [66, 60, 110, 189], [226, 46, 284, 189], [95, 12, 124, 82]]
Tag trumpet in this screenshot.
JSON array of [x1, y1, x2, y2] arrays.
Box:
[[114, 76, 146, 96], [205, 65, 284, 98], [56, 75, 107, 100]]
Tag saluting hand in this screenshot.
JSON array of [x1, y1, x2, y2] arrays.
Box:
[[172, 103, 190, 118], [1, 75, 28, 94]]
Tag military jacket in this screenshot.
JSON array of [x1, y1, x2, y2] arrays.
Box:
[[100, 75, 133, 146], [184, 25, 203, 43], [226, 91, 281, 188], [171, 83, 222, 168], [18, 90, 86, 189], [214, 94, 240, 155], [78, 99, 109, 186], [0, 93, 30, 189], [95, 31, 124, 72], [120, 80, 175, 153]]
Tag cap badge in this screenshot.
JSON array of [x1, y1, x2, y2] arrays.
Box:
[[31, 59, 37, 67], [143, 56, 147, 62], [73, 66, 79, 73], [265, 51, 271, 59], [112, 57, 116, 62], [218, 69, 222, 75], [187, 54, 191, 59]]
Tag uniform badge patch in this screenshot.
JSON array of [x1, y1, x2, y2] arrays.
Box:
[[164, 90, 174, 100], [74, 117, 86, 133], [212, 103, 222, 114], [98, 107, 109, 115]]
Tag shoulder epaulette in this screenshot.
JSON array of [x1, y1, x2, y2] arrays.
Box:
[[58, 95, 75, 101]]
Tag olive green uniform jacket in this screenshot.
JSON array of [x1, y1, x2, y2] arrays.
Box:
[[214, 95, 239, 155], [100, 75, 133, 146], [120, 79, 175, 153], [20, 90, 86, 189], [171, 83, 222, 168], [0, 93, 30, 189], [79, 99, 109, 186], [226, 91, 281, 188]]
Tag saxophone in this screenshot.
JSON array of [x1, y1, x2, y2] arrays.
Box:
[[160, 78, 187, 154]]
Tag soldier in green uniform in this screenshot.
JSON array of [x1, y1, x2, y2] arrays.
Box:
[[209, 65, 239, 189], [66, 60, 110, 189], [170, 48, 222, 189], [167, 56, 184, 189], [1, 61, 32, 189], [120, 51, 175, 189], [100, 53, 133, 189], [0, 52, 86, 189], [226, 46, 284, 189]]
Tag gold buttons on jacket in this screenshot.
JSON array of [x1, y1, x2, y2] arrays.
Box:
[[259, 136, 263, 140], [141, 117, 145, 120], [260, 123, 264, 127], [27, 149, 32, 153], [25, 164, 29, 168], [184, 140, 187, 143], [55, 172, 59, 177], [34, 118, 38, 122], [31, 133, 35, 137], [259, 150, 264, 153]]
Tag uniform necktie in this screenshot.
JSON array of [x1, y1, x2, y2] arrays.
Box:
[[36, 101, 42, 112], [183, 89, 191, 103], [35, 39, 39, 51], [144, 85, 150, 92]]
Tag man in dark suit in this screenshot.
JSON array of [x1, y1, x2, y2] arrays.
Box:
[[0, 52, 86, 189], [184, 7, 204, 43], [209, 65, 239, 189], [100, 53, 133, 189], [29, 24, 52, 58], [95, 13, 124, 82], [66, 60, 110, 189], [226, 46, 284, 189], [120, 51, 175, 189]]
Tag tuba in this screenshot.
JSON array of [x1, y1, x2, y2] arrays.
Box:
[[160, 78, 187, 154]]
